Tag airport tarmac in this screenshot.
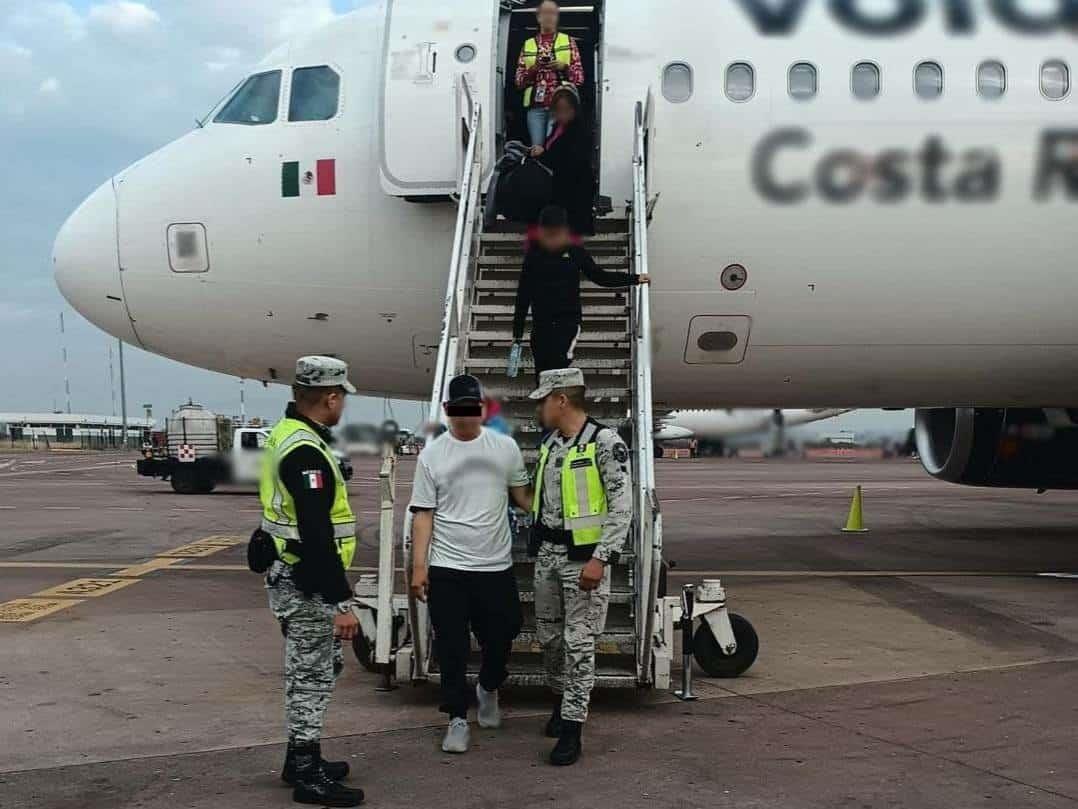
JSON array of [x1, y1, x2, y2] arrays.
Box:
[[1, 452, 1076, 808]]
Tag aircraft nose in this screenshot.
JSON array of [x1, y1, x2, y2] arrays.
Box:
[[53, 179, 138, 342]]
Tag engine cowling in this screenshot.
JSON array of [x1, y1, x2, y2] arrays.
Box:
[[915, 408, 1078, 490]]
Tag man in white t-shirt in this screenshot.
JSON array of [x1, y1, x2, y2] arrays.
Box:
[[409, 374, 532, 754]]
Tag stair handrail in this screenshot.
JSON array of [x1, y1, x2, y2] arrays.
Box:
[[427, 78, 483, 425], [631, 98, 661, 685], [407, 77, 482, 682]]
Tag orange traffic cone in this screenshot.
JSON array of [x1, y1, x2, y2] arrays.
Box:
[[842, 485, 869, 533]]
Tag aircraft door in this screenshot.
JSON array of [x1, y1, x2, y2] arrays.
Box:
[[380, 0, 499, 196]]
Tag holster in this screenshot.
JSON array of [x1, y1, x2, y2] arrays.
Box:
[[246, 528, 278, 574]]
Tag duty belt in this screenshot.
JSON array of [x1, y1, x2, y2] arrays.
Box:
[[535, 524, 573, 546]]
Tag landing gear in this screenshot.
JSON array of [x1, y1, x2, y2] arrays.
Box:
[[692, 613, 759, 678]]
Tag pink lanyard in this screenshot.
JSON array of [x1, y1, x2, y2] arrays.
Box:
[[545, 124, 565, 150]]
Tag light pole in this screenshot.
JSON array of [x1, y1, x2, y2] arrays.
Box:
[[118, 339, 128, 448]]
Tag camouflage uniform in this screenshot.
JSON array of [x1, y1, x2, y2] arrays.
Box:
[[267, 561, 344, 744], [533, 421, 632, 723]]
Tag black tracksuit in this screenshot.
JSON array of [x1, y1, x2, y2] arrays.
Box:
[[513, 244, 637, 380], [427, 566, 523, 719]]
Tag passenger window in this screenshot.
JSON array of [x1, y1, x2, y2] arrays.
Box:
[[788, 63, 817, 100], [977, 61, 1006, 99], [1041, 60, 1070, 100], [725, 62, 755, 102], [289, 66, 340, 122], [662, 62, 693, 103], [214, 71, 281, 125], [914, 62, 943, 99], [167, 224, 209, 273], [241, 432, 259, 450], [852, 62, 880, 100]]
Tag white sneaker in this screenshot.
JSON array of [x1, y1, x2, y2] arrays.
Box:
[[476, 682, 502, 729], [442, 718, 470, 753]]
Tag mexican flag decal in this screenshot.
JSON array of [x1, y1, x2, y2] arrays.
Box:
[[282, 159, 336, 198], [303, 469, 325, 490]]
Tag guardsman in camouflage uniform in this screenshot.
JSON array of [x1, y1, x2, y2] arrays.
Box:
[[529, 368, 633, 766], [262, 356, 364, 807]]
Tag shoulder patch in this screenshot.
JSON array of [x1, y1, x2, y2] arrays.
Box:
[[612, 443, 629, 464], [302, 470, 325, 490]]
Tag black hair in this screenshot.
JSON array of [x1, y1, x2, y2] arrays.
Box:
[[553, 386, 587, 410], [538, 205, 570, 229], [292, 385, 340, 406]]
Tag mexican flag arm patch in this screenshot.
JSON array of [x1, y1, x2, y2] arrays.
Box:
[[303, 469, 325, 490]]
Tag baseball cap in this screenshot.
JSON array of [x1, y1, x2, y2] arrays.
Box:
[[446, 374, 483, 405], [294, 356, 357, 394], [529, 367, 586, 400]]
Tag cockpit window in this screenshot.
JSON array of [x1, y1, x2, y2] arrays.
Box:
[[214, 71, 282, 125], [289, 66, 341, 122]]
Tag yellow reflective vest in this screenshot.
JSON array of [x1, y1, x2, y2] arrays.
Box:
[[521, 32, 572, 108], [532, 420, 608, 548], [259, 417, 356, 568]]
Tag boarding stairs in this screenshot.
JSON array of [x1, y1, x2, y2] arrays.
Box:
[[366, 82, 667, 690]]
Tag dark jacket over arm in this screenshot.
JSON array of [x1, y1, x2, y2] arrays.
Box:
[[279, 444, 352, 604], [539, 119, 595, 236]]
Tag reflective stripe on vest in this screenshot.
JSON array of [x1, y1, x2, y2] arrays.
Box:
[[259, 417, 356, 568], [531, 422, 607, 547], [522, 32, 571, 108]]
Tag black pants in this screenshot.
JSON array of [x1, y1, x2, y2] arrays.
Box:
[[531, 318, 580, 383], [428, 566, 523, 719]]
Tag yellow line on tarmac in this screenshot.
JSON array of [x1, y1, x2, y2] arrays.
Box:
[[33, 577, 140, 599], [0, 535, 244, 624], [113, 557, 183, 577], [0, 598, 84, 623]]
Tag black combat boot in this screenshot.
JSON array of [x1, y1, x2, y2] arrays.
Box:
[[544, 703, 564, 738], [548, 720, 582, 766], [291, 743, 364, 807], [281, 741, 350, 786]]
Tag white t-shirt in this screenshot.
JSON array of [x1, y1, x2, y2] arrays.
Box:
[[409, 427, 530, 572]]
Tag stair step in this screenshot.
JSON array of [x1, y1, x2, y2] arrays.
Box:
[[465, 358, 630, 371], [481, 231, 629, 244], [471, 305, 629, 318], [482, 386, 630, 403], [471, 630, 637, 657], [477, 255, 629, 268], [483, 219, 629, 235], [474, 280, 631, 293], [427, 671, 640, 688], [518, 589, 633, 605], [467, 330, 632, 345]]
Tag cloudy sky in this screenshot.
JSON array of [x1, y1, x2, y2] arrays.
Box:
[[0, 0, 433, 427], [0, 0, 908, 435]]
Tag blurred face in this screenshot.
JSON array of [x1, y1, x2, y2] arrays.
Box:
[[324, 389, 347, 427], [537, 1, 559, 32], [551, 95, 577, 126], [444, 401, 483, 435], [537, 223, 572, 252], [537, 392, 568, 430]]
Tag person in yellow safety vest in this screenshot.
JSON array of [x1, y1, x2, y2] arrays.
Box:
[[528, 367, 633, 767], [261, 355, 364, 808], [514, 0, 584, 148]]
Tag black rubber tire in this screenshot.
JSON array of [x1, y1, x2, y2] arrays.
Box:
[[692, 613, 759, 678], [170, 468, 199, 494], [351, 614, 379, 673]]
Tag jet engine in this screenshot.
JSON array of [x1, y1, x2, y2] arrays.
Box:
[[915, 408, 1078, 490]]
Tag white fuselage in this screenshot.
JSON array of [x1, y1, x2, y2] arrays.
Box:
[[655, 408, 849, 443], [53, 2, 1078, 409]]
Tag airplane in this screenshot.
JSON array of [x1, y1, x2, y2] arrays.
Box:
[[52, 0, 1078, 490], [655, 408, 849, 456]]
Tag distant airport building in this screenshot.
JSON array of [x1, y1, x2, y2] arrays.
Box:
[[0, 413, 156, 446]]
